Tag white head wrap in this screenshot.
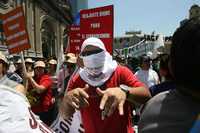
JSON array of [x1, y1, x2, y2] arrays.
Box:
[[79, 37, 117, 87]]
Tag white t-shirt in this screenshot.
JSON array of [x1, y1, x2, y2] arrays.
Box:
[[135, 69, 159, 88], [0, 84, 54, 133]]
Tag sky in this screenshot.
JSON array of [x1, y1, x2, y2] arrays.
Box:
[[88, 0, 200, 37]]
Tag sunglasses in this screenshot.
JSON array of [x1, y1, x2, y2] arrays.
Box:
[[81, 49, 103, 56]]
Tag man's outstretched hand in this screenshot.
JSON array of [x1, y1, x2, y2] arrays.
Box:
[[96, 87, 127, 120], [65, 84, 89, 110]]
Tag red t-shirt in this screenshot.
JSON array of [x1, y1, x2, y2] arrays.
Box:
[[31, 74, 53, 113], [68, 65, 145, 133]]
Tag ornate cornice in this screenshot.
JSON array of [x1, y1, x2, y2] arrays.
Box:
[[0, 1, 9, 9], [35, 0, 73, 25]]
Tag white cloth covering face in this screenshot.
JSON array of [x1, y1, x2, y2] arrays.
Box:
[[79, 37, 117, 87], [81, 51, 106, 69]]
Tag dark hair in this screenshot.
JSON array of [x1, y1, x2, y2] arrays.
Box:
[[170, 17, 200, 89], [159, 54, 172, 80], [159, 54, 169, 70], [139, 55, 151, 65]]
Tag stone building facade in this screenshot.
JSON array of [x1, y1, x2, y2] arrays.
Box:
[[0, 0, 73, 59]]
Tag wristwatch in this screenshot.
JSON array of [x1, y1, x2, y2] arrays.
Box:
[[119, 84, 130, 98]]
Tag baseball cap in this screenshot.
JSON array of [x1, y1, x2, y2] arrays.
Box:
[[25, 58, 34, 63], [64, 53, 77, 64], [48, 59, 57, 65], [34, 61, 45, 68]]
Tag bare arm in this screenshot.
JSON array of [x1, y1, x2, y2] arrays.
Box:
[[127, 86, 151, 104], [60, 84, 89, 119], [15, 84, 27, 95], [59, 98, 75, 119], [28, 77, 47, 93], [120, 66, 151, 104]]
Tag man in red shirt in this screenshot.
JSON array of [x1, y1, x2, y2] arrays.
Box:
[[26, 60, 54, 126], [61, 37, 151, 133]]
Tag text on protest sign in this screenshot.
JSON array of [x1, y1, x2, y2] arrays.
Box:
[[80, 5, 113, 54], [68, 25, 81, 54], [2, 6, 30, 54]]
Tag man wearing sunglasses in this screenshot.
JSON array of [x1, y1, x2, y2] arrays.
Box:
[[61, 37, 151, 133], [135, 55, 160, 88]]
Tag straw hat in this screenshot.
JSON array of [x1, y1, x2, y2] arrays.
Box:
[[64, 53, 77, 64], [25, 58, 34, 63], [0, 52, 8, 64], [34, 61, 46, 68], [48, 59, 57, 65]]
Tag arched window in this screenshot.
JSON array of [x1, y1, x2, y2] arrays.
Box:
[[41, 19, 56, 59]]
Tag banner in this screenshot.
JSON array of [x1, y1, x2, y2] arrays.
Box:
[[2, 6, 30, 54], [68, 25, 81, 54], [80, 5, 114, 54], [50, 111, 84, 133]]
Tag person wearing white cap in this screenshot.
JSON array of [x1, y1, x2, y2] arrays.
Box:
[[24, 58, 35, 84], [57, 53, 77, 96], [48, 59, 57, 96], [11, 58, 24, 83], [26, 60, 55, 126], [47, 59, 58, 118], [48, 59, 57, 76], [25, 58, 34, 63], [0, 52, 25, 94], [51, 53, 83, 133], [48, 59, 58, 96], [25, 58, 34, 73], [61, 37, 151, 133], [6, 57, 23, 84]]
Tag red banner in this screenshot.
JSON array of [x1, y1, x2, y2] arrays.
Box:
[[80, 5, 113, 54], [2, 6, 30, 54], [68, 25, 81, 54]]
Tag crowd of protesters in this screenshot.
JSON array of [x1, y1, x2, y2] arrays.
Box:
[[0, 16, 200, 133]]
